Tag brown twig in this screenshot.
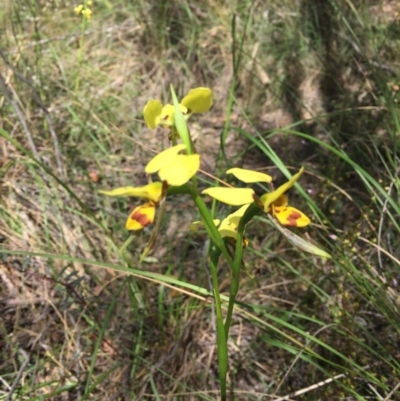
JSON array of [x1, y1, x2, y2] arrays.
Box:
[[5, 349, 30, 401]]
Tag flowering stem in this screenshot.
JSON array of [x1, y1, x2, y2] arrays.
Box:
[[187, 186, 232, 401], [75, 14, 87, 92], [167, 184, 234, 267], [190, 190, 234, 269], [209, 245, 227, 401], [224, 203, 260, 339], [170, 127, 178, 146]]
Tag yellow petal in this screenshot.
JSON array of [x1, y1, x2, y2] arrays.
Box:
[[143, 99, 163, 129], [227, 168, 272, 183], [273, 194, 288, 207], [260, 167, 304, 212], [218, 223, 238, 240], [202, 187, 255, 206], [126, 202, 156, 230], [74, 4, 83, 14], [218, 222, 249, 248], [99, 182, 163, 203], [158, 154, 200, 186], [189, 219, 220, 231], [145, 144, 187, 174], [159, 103, 187, 125], [222, 204, 250, 227], [180, 87, 213, 113], [273, 206, 311, 227]]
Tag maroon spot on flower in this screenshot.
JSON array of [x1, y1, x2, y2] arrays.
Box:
[[131, 210, 151, 227], [162, 115, 170, 121], [286, 210, 302, 227]]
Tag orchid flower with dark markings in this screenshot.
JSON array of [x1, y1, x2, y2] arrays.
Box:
[[202, 167, 310, 228], [100, 144, 200, 230]]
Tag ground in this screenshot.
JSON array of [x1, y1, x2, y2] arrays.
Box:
[[1, 1, 400, 400]]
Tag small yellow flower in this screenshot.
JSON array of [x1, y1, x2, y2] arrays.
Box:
[[202, 167, 310, 228], [100, 145, 200, 230], [74, 4, 84, 14], [81, 8, 92, 19], [143, 87, 213, 129], [74, 2, 92, 19]]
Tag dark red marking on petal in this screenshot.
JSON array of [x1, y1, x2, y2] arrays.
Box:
[[131, 210, 151, 227], [162, 115, 170, 121], [286, 210, 302, 227]]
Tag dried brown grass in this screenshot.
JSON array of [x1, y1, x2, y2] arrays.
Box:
[[1, 0, 400, 399]]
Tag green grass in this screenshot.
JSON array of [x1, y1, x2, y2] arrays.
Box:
[[1, 0, 400, 399]]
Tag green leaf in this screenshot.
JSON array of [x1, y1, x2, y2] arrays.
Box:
[[269, 216, 331, 258]]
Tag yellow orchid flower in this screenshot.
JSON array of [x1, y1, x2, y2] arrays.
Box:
[[202, 167, 310, 228], [74, 2, 92, 19], [190, 205, 250, 247], [81, 8, 92, 19], [100, 182, 162, 231], [143, 87, 213, 129], [258, 167, 310, 227], [101, 144, 200, 230]]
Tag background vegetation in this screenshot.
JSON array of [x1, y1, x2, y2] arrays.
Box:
[[1, 0, 400, 400]]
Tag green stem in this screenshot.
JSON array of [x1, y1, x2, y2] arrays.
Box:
[[118, 234, 136, 255], [223, 246, 241, 340], [209, 245, 227, 401], [167, 184, 234, 268], [75, 16, 86, 92], [170, 127, 178, 146], [224, 203, 261, 339], [191, 191, 234, 269]]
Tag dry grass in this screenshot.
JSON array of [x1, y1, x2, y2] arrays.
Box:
[[1, 0, 400, 400]]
